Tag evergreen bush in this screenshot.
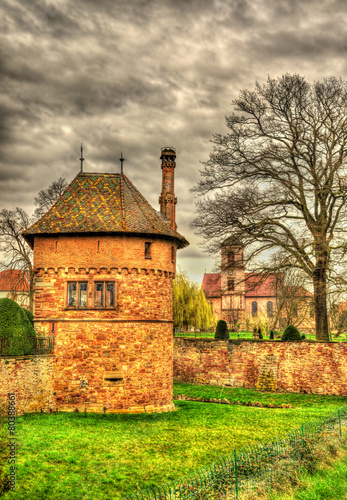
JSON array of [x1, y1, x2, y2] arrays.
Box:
[[0, 298, 35, 355], [281, 324, 301, 341], [215, 320, 229, 340], [21, 307, 34, 326], [269, 329, 274, 339], [301, 333, 306, 340], [258, 326, 263, 340]]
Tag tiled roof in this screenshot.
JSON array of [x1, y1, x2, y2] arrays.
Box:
[[202, 273, 221, 298], [244, 273, 277, 298], [285, 285, 313, 298], [202, 272, 297, 298], [0, 270, 30, 292], [23, 173, 189, 248]]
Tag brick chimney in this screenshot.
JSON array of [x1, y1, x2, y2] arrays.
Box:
[[159, 147, 177, 231]]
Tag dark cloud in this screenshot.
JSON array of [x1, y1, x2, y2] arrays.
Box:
[[1, 0, 347, 283]]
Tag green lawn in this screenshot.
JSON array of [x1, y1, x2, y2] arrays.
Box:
[[175, 331, 347, 341], [2, 385, 347, 500]]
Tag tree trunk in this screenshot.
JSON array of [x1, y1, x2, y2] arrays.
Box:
[[313, 265, 329, 341]]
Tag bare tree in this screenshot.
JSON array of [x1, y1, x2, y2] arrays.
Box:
[[34, 177, 68, 219], [272, 269, 313, 330], [192, 75, 347, 341], [0, 208, 34, 311], [0, 178, 67, 312]]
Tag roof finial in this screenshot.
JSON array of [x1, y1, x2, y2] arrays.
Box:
[[120, 152, 124, 174], [80, 143, 84, 173]]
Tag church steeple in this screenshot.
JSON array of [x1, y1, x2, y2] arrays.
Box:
[[159, 147, 177, 231], [220, 238, 245, 327]]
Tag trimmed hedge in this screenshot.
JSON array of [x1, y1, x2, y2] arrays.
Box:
[[215, 320, 229, 340], [0, 298, 35, 355], [281, 324, 301, 341], [21, 307, 34, 326]]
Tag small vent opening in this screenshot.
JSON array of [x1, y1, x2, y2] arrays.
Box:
[[103, 371, 124, 386]]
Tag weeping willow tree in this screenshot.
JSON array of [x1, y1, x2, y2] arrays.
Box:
[[173, 270, 216, 331]]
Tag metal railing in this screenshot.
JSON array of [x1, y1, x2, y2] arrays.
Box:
[[121, 405, 347, 500], [0, 336, 55, 356]]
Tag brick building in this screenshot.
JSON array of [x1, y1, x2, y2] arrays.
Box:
[[202, 239, 314, 331], [23, 147, 189, 413]]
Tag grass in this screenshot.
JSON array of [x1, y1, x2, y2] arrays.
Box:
[[175, 330, 347, 341], [173, 382, 347, 410], [2, 385, 347, 500], [270, 457, 347, 499], [253, 435, 347, 500], [275, 456, 347, 499]]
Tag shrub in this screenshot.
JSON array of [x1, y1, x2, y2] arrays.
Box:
[[0, 299, 35, 338], [301, 333, 306, 340], [256, 326, 263, 339], [0, 298, 35, 355], [21, 307, 34, 326], [215, 320, 229, 340], [269, 329, 274, 339], [8, 336, 33, 356], [281, 324, 301, 341]]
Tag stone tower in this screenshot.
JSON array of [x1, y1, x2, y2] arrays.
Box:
[[23, 149, 189, 414], [159, 147, 177, 231], [220, 239, 246, 328]]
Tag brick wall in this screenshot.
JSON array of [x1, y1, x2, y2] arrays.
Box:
[[0, 356, 55, 414], [173, 338, 347, 396], [34, 234, 177, 273]]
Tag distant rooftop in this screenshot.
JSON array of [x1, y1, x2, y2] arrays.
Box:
[[0, 270, 29, 291]]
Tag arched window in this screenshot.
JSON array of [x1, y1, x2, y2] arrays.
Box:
[[293, 305, 298, 318], [171, 246, 175, 263], [267, 301, 273, 318], [252, 301, 258, 317]]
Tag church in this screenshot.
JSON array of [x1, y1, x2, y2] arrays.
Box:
[[23, 147, 189, 414], [202, 239, 314, 332]]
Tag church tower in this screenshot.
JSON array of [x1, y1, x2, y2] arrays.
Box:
[[220, 239, 246, 328], [159, 147, 177, 231]]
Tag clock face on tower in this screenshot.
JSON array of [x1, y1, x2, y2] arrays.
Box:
[[228, 270, 233, 276]]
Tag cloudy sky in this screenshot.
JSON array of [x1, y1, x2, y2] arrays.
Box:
[[1, 0, 347, 283]]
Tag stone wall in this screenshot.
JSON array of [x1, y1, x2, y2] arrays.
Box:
[[0, 355, 55, 415], [173, 338, 347, 396]]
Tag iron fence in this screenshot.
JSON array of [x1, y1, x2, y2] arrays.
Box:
[[121, 405, 347, 500], [0, 336, 55, 356]]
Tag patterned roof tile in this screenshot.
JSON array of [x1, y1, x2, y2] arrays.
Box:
[[23, 172, 189, 248]]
